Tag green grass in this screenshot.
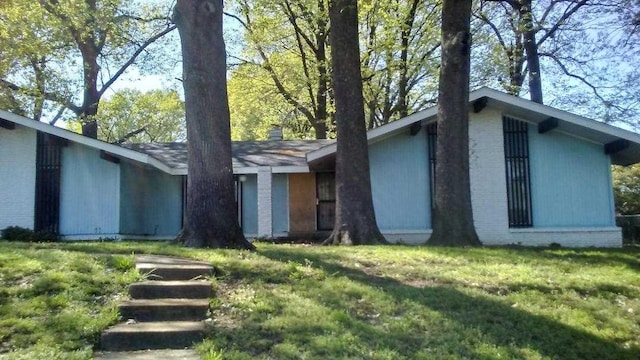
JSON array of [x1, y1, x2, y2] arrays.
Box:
[[1, 241, 639, 359], [0, 242, 140, 359]]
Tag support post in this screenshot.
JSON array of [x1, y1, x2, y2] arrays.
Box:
[[257, 167, 273, 238]]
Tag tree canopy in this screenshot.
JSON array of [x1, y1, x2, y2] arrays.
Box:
[[95, 89, 185, 144], [0, 0, 178, 135], [473, 0, 640, 125], [1, 0, 638, 136]]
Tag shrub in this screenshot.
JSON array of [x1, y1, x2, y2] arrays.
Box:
[[1, 226, 58, 242]]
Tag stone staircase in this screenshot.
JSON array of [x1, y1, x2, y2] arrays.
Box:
[[96, 255, 214, 358]]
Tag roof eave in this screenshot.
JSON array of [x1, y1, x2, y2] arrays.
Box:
[[307, 87, 640, 166], [0, 110, 177, 175]]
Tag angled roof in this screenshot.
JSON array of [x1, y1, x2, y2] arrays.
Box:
[[307, 87, 640, 166], [123, 140, 334, 174], [0, 109, 176, 174], [0, 109, 333, 175]]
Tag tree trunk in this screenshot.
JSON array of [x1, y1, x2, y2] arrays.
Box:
[[173, 0, 254, 250], [324, 0, 387, 246], [519, 0, 543, 104], [427, 0, 481, 246]]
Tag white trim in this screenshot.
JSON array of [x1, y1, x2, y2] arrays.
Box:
[[381, 229, 431, 234], [473, 87, 640, 143], [233, 167, 259, 174], [307, 109, 438, 163], [119, 235, 177, 241], [257, 167, 273, 238], [509, 227, 621, 233], [272, 166, 310, 174], [0, 110, 177, 175], [60, 234, 122, 241]]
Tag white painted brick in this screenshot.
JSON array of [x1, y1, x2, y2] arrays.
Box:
[[501, 227, 622, 248], [0, 125, 37, 230], [468, 109, 622, 247], [257, 167, 272, 237], [469, 108, 511, 243]]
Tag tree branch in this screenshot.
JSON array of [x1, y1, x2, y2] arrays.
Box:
[[542, 52, 619, 110], [1, 79, 82, 114], [114, 127, 147, 144], [98, 25, 176, 96], [537, 0, 589, 46]]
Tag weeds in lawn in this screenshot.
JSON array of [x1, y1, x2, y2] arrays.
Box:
[[1, 241, 638, 359], [0, 242, 139, 359]]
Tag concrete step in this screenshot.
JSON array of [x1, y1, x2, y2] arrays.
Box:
[[137, 263, 214, 281], [136, 255, 214, 281], [100, 321, 207, 351], [129, 280, 213, 299], [119, 299, 210, 322]]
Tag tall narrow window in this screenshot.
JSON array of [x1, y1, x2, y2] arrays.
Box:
[[34, 132, 63, 233], [316, 172, 336, 231], [503, 116, 532, 227], [426, 123, 437, 209]]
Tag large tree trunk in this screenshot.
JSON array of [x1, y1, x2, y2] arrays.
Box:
[[519, 0, 543, 104], [173, 0, 254, 250], [324, 0, 387, 246], [427, 0, 481, 246]]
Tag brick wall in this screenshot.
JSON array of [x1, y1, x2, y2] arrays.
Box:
[[469, 108, 512, 243], [0, 125, 37, 230]]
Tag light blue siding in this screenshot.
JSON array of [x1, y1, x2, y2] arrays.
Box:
[[241, 175, 258, 235], [272, 174, 289, 233], [528, 125, 614, 227], [59, 144, 120, 236], [120, 162, 182, 237], [369, 130, 431, 230]]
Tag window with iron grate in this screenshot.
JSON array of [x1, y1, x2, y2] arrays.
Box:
[[503, 116, 533, 227]]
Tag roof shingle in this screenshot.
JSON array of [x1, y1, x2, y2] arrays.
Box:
[[122, 140, 334, 169]]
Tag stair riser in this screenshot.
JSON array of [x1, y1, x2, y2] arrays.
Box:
[[119, 306, 209, 322], [101, 330, 205, 351], [138, 267, 213, 281], [129, 285, 212, 299]]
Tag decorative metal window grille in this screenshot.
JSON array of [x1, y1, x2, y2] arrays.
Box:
[[234, 176, 243, 229], [426, 123, 437, 209], [503, 116, 533, 227], [316, 172, 336, 231], [34, 132, 63, 233]]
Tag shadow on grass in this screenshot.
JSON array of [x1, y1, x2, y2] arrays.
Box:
[[253, 247, 639, 360], [424, 245, 640, 272]]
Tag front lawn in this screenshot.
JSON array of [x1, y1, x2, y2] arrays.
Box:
[[0, 242, 139, 359], [0, 241, 638, 359]]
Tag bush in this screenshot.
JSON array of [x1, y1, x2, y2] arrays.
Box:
[[1, 226, 58, 242]]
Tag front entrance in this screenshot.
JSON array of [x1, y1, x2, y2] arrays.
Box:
[[316, 172, 335, 231]]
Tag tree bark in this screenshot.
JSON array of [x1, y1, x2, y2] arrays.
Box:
[[173, 0, 254, 250], [324, 0, 387, 246], [427, 0, 481, 246], [519, 0, 543, 104]]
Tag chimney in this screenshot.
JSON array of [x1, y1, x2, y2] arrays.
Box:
[[268, 126, 283, 141]]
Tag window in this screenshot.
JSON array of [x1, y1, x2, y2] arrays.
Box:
[[316, 172, 335, 231], [34, 132, 63, 233], [503, 116, 532, 227]]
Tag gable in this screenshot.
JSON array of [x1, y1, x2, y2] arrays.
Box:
[[307, 88, 640, 166]]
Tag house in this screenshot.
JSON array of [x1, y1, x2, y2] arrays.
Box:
[[2, 87, 640, 247]]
